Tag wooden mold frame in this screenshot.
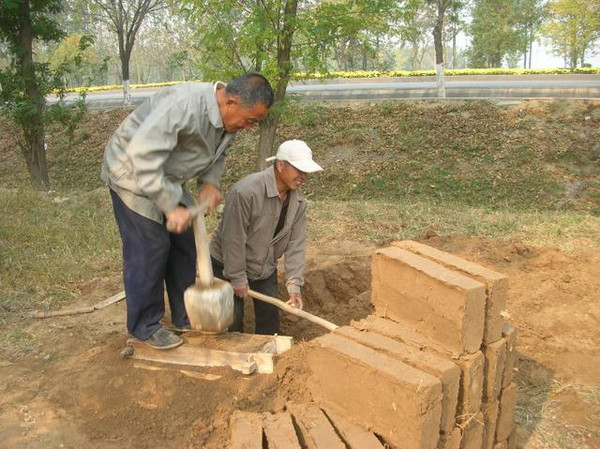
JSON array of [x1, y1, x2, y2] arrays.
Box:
[[125, 332, 293, 375]]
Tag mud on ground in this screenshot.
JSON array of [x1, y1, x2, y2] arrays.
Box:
[[1, 236, 599, 449]]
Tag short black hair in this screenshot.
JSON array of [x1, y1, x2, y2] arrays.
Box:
[[226, 73, 274, 108]]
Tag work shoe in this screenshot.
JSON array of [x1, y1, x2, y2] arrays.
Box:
[[145, 327, 183, 350]]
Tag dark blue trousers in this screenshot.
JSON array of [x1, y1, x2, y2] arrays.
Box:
[[211, 257, 280, 335], [110, 189, 194, 340]]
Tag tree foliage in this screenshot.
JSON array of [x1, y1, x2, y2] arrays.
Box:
[[0, 0, 86, 190], [468, 0, 523, 67], [88, 0, 167, 102], [514, 0, 546, 68], [49, 34, 104, 86], [543, 0, 600, 68], [181, 0, 409, 165]]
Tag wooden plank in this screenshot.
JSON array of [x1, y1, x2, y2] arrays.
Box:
[[127, 339, 279, 374], [288, 403, 345, 449], [93, 290, 126, 309], [183, 332, 292, 355], [230, 411, 263, 449], [263, 412, 301, 449], [33, 290, 126, 319], [324, 409, 384, 449], [33, 306, 95, 318]]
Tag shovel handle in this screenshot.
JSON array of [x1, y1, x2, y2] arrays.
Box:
[[191, 201, 213, 288], [247, 289, 338, 332]]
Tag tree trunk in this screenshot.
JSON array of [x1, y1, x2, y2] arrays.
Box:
[[256, 0, 298, 170], [19, 0, 50, 190], [452, 33, 457, 69], [257, 115, 280, 170], [433, 0, 447, 98], [411, 44, 419, 70], [119, 34, 132, 104], [528, 37, 533, 68]]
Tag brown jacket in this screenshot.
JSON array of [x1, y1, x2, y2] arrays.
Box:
[[210, 166, 307, 294]]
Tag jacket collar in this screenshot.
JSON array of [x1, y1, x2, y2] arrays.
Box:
[[207, 81, 226, 130]]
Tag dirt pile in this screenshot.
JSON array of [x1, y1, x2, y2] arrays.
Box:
[[0, 237, 599, 449]]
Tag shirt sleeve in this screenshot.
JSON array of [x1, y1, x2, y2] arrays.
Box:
[[284, 202, 307, 294], [221, 188, 253, 286], [128, 98, 194, 214], [200, 149, 226, 188]]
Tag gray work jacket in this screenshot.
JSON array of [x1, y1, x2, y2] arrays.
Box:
[[210, 166, 307, 294], [101, 82, 234, 223]]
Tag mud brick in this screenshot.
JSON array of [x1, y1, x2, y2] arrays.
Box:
[[460, 412, 484, 449], [353, 315, 453, 357], [438, 427, 462, 449], [353, 316, 482, 426], [393, 240, 508, 344], [483, 339, 508, 402], [324, 409, 385, 449], [230, 411, 263, 449], [307, 333, 442, 449], [288, 403, 345, 449], [337, 325, 460, 434], [481, 401, 499, 449], [263, 412, 301, 449], [455, 351, 485, 420], [495, 383, 517, 442], [501, 325, 518, 388], [372, 247, 486, 355]]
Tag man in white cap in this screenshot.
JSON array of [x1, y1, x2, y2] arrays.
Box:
[[210, 140, 323, 334]]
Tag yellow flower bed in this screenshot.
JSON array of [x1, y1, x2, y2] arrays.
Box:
[[59, 67, 599, 94]]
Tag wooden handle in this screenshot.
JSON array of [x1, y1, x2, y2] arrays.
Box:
[[192, 202, 213, 287], [33, 306, 95, 318], [247, 289, 338, 332]]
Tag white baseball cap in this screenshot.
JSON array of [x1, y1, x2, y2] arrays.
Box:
[[265, 140, 323, 173]]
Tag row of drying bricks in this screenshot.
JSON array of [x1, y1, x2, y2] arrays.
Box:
[[236, 240, 518, 449]]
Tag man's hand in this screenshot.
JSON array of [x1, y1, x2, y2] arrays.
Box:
[[165, 206, 193, 234], [286, 293, 303, 310], [198, 183, 223, 211], [233, 283, 249, 299]]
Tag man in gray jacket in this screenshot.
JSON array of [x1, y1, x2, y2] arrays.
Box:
[[210, 140, 323, 335], [102, 73, 274, 349]]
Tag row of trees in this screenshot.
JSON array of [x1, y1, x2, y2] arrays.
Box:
[[33, 0, 600, 90], [1, 0, 599, 189]]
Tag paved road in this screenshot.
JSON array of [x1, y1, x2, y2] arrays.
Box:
[[52, 74, 600, 109]]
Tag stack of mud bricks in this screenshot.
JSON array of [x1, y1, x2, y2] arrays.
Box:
[[307, 240, 518, 449]]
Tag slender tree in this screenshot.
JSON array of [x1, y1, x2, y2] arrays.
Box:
[[0, 0, 64, 189], [430, 0, 453, 97], [514, 0, 546, 68], [399, 1, 436, 70], [89, 0, 167, 103]]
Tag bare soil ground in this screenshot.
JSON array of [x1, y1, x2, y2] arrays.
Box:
[[1, 236, 598, 449]]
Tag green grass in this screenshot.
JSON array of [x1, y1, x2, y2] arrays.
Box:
[[0, 188, 121, 326]]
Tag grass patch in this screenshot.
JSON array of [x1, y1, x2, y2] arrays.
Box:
[[306, 199, 600, 249], [516, 380, 600, 449], [0, 188, 121, 326], [0, 98, 598, 333]]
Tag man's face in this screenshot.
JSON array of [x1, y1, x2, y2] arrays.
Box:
[[277, 161, 308, 191], [221, 97, 269, 133]]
